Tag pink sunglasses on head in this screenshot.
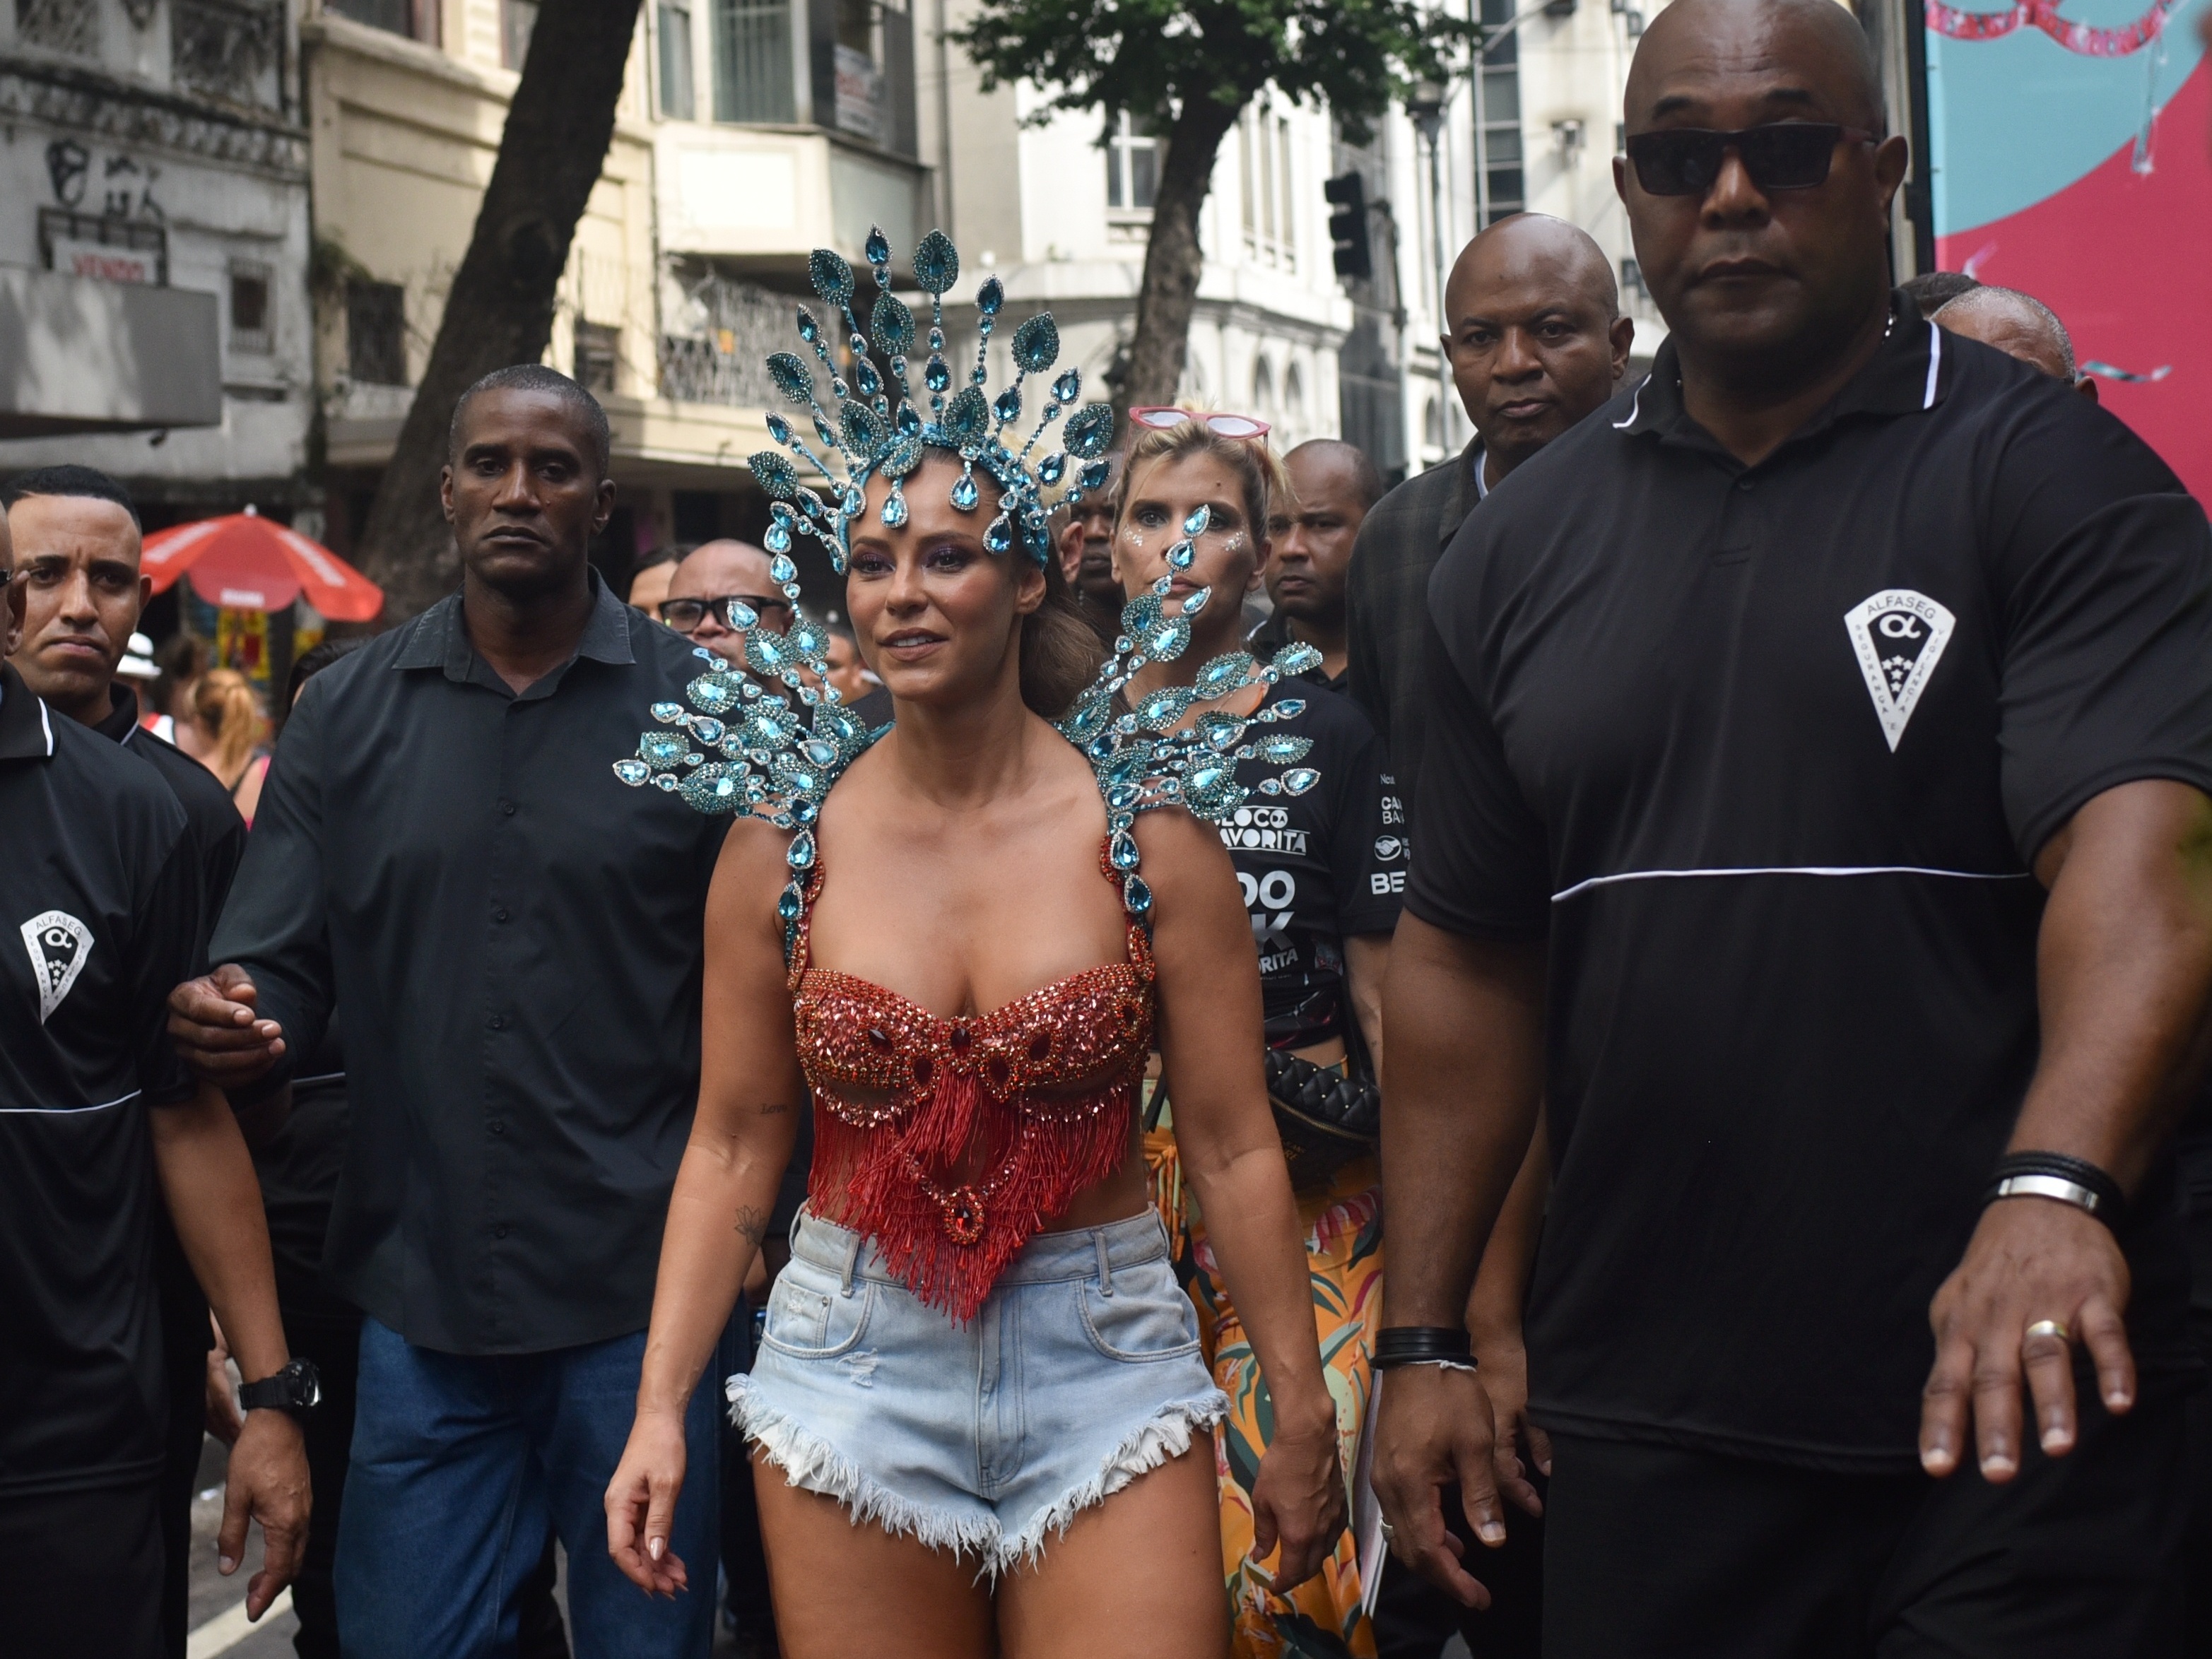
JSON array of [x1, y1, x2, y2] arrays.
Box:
[[1126, 407, 1271, 440]]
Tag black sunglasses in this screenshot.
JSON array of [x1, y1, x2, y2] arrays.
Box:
[[1625, 122, 1877, 196], [657, 593, 793, 632]]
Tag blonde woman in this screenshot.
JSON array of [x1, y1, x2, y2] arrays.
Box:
[[176, 667, 271, 824]]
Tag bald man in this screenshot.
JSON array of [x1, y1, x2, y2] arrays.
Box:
[[1375, 0, 2212, 1651], [1345, 213, 1632, 822], [1934, 285, 2098, 399], [1255, 439, 1384, 688], [656, 538, 793, 658]]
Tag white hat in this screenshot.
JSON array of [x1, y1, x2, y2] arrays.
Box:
[[118, 632, 159, 679]]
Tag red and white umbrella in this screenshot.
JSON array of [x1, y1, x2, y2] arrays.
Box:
[[142, 507, 384, 622]]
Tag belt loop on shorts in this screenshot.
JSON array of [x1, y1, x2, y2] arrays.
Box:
[[837, 1229, 861, 1297], [1094, 1229, 1114, 1297]]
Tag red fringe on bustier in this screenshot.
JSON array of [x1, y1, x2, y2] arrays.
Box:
[[810, 1070, 1138, 1324]]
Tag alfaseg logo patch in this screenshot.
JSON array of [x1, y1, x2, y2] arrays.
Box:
[[1845, 589, 1955, 752], [20, 911, 93, 1023]]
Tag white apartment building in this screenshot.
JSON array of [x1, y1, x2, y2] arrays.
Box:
[[0, 0, 314, 520], [913, 33, 1353, 472], [901, 0, 1669, 488], [1384, 0, 1671, 473]]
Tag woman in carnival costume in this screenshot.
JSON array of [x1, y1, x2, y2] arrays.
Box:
[[602, 229, 1347, 1655], [1115, 413, 1411, 1659]]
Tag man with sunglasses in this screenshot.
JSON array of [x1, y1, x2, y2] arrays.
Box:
[[657, 539, 794, 659], [1373, 0, 2212, 1653]]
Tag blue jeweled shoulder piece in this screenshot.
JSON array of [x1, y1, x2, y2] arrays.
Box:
[[611, 561, 873, 899], [1057, 505, 1322, 926], [612, 510, 1321, 940]]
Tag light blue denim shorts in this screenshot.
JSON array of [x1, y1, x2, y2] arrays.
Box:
[[729, 1205, 1228, 1574]]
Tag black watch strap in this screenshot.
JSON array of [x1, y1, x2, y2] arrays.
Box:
[[239, 1357, 322, 1415]]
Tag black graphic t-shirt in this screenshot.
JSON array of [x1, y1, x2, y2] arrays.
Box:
[[1224, 681, 1403, 1049], [1408, 300, 2212, 1470]]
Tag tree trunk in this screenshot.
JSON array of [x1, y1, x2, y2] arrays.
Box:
[[1119, 97, 1242, 417], [352, 0, 646, 621]]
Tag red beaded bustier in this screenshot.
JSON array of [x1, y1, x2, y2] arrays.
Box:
[[787, 845, 1155, 1321]]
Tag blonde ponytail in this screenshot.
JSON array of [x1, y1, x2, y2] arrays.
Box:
[[192, 668, 265, 785]]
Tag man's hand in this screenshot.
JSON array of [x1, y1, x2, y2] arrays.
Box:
[[1372, 1364, 1510, 1607], [169, 964, 286, 1087], [1919, 1197, 2134, 1482], [220, 1409, 310, 1620]]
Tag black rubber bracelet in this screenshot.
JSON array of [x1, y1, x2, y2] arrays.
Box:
[[1372, 1326, 1476, 1371], [1984, 1150, 2126, 1226]]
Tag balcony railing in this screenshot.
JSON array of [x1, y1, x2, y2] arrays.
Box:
[[657, 270, 787, 406]]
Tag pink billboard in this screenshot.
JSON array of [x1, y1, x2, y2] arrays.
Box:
[[1927, 0, 2211, 496]]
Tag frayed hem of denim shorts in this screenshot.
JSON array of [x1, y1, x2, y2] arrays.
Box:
[[726, 1371, 1228, 1579]]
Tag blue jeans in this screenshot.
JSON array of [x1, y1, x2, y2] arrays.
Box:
[[336, 1319, 723, 1658]]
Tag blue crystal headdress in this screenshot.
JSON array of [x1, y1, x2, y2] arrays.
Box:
[[749, 225, 1119, 573], [613, 496, 1323, 934]]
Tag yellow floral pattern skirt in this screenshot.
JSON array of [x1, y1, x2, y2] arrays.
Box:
[[1146, 1091, 1384, 1659]]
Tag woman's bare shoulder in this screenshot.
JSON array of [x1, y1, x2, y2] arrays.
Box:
[[710, 816, 800, 922], [1129, 805, 1237, 901]]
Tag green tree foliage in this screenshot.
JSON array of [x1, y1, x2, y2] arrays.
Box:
[[954, 0, 1470, 411]]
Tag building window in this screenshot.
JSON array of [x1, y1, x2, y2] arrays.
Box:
[[328, 0, 437, 42], [230, 261, 273, 354], [172, 0, 283, 107], [502, 0, 538, 68], [658, 0, 695, 119], [1240, 110, 1296, 267], [1106, 112, 1158, 213], [346, 279, 408, 386], [1478, 0, 1524, 223], [574, 319, 620, 394], [712, 0, 794, 124], [16, 0, 100, 56]]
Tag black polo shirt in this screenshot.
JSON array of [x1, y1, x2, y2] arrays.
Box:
[[0, 664, 204, 1496], [95, 685, 247, 928], [1410, 295, 2212, 1470], [1223, 681, 1402, 1049], [210, 573, 729, 1356]]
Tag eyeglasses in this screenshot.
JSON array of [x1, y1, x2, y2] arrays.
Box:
[[657, 594, 793, 633], [1126, 408, 1271, 440], [1624, 122, 1877, 197]]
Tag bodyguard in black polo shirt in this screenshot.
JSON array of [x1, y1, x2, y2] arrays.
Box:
[[1372, 1, 2212, 1652], [168, 366, 730, 1656], [4, 463, 251, 1657], [0, 509, 307, 1657]]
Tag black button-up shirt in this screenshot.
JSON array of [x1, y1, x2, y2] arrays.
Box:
[[0, 664, 204, 1495], [211, 575, 728, 1355], [1344, 438, 1484, 822], [1410, 296, 2212, 1468]]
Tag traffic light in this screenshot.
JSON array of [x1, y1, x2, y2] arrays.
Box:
[[1324, 172, 1372, 281]]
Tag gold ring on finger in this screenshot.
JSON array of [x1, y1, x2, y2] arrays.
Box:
[[2023, 1318, 2070, 1345]]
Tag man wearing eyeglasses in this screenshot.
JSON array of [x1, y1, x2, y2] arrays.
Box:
[[1373, 0, 2212, 1653], [656, 540, 794, 658]]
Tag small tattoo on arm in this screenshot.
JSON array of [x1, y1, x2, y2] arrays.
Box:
[[736, 1206, 770, 1245]]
